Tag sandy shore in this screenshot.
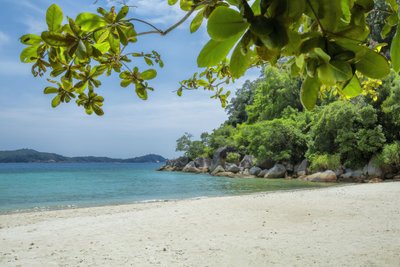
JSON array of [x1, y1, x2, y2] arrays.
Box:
[[1, 183, 400, 266]]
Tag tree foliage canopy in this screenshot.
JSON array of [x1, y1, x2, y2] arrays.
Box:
[[20, 0, 400, 115]]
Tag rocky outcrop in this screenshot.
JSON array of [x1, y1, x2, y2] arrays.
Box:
[[302, 170, 337, 182], [339, 169, 364, 182], [363, 158, 383, 178], [294, 159, 309, 176], [249, 166, 262, 176], [210, 147, 236, 173], [194, 157, 211, 169], [211, 165, 225, 176], [264, 164, 287, 178], [239, 155, 254, 169], [227, 164, 240, 174], [256, 159, 275, 170], [257, 169, 268, 178], [182, 161, 201, 173], [215, 172, 236, 178]]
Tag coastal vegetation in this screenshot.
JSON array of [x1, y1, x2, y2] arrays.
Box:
[[171, 67, 400, 181]]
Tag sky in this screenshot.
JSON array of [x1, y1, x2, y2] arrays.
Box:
[[0, 0, 259, 159]]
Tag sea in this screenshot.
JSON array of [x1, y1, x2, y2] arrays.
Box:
[[0, 163, 330, 213]]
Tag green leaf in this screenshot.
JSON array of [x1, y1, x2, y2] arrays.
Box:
[[20, 45, 39, 63], [76, 13, 107, 32], [120, 79, 132, 87], [41, 31, 72, 47], [20, 34, 42, 45], [44, 87, 59, 94], [355, 49, 390, 79], [317, 64, 336, 86], [330, 60, 353, 82], [342, 75, 362, 98], [92, 105, 104, 116], [391, 28, 400, 72], [230, 43, 254, 78], [301, 76, 320, 110], [136, 86, 148, 100], [141, 69, 157, 80], [51, 95, 61, 108], [168, 0, 179, 5], [197, 33, 242, 67], [190, 10, 204, 33], [46, 4, 63, 32], [207, 7, 248, 41], [116, 6, 129, 21]]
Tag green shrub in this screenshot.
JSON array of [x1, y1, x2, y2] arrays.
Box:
[[381, 142, 400, 166], [309, 154, 341, 172], [308, 101, 386, 168], [236, 117, 307, 163], [226, 152, 241, 164]]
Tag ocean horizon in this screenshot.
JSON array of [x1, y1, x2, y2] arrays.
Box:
[[0, 163, 330, 213]]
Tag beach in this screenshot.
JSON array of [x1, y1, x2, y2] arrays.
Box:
[[1, 182, 400, 266]]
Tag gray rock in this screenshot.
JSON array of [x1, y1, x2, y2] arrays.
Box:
[[159, 157, 189, 171], [211, 165, 225, 176], [340, 169, 365, 182], [249, 166, 262, 176], [257, 169, 268, 178], [239, 155, 254, 169], [227, 164, 240, 173], [364, 158, 383, 178], [194, 157, 212, 169], [210, 147, 236, 173], [302, 170, 337, 182], [264, 164, 286, 179], [294, 159, 309, 176], [182, 161, 201, 173], [282, 162, 294, 173], [257, 159, 275, 170], [215, 172, 236, 178]]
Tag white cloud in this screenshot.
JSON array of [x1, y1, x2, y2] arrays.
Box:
[[0, 31, 10, 46], [108, 0, 186, 26]]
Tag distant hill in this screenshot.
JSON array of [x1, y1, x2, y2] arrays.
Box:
[[0, 149, 166, 163]]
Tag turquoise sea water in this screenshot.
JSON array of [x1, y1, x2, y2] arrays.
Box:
[[0, 163, 330, 213]]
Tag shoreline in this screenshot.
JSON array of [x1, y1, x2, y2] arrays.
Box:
[[0, 179, 340, 216], [1, 182, 400, 266]]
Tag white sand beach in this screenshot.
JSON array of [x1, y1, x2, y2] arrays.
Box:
[[1, 182, 400, 266]]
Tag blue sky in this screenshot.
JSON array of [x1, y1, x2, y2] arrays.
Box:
[[0, 0, 259, 158]]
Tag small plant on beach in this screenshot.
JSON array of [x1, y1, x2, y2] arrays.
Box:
[[309, 154, 341, 172], [381, 142, 400, 166]]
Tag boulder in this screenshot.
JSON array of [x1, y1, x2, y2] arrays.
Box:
[[239, 155, 254, 169], [364, 158, 383, 178], [264, 164, 287, 179], [368, 178, 383, 183], [294, 159, 309, 176], [163, 157, 190, 171], [210, 147, 236, 173], [257, 169, 268, 178], [182, 161, 201, 173], [257, 159, 275, 170], [302, 170, 337, 182], [340, 169, 364, 182], [227, 164, 240, 174], [394, 175, 400, 181], [194, 157, 212, 169], [215, 172, 236, 178], [249, 166, 262, 176], [282, 161, 294, 173], [211, 165, 225, 176]]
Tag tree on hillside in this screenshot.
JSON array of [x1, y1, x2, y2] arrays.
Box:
[[20, 0, 400, 115]]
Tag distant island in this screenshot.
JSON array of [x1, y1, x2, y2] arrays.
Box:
[[0, 149, 166, 163]]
